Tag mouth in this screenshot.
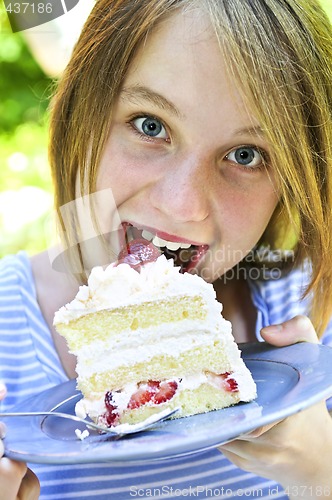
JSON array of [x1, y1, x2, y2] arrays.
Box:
[[118, 222, 209, 273]]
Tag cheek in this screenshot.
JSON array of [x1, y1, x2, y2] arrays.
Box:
[[226, 188, 278, 232], [205, 196, 278, 281], [96, 130, 163, 200], [96, 146, 144, 201], [215, 185, 279, 269]]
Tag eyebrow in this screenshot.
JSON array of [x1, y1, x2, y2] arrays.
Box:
[[120, 85, 265, 139], [120, 85, 183, 118], [233, 125, 265, 138]]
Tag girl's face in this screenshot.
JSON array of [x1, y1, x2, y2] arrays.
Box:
[[96, 8, 279, 282]]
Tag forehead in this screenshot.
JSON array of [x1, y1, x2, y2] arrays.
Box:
[[126, 8, 219, 82], [121, 7, 260, 133]]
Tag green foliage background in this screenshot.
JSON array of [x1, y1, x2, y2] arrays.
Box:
[[1, 0, 332, 258], [0, 4, 53, 257], [320, 0, 332, 20]]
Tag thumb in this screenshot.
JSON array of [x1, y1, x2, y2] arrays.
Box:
[[260, 315, 319, 347], [19, 468, 41, 500]]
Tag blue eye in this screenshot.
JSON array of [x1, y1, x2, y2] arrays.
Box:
[[226, 147, 265, 168], [132, 116, 168, 139]]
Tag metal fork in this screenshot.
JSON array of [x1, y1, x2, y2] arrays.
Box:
[[0, 407, 179, 436]]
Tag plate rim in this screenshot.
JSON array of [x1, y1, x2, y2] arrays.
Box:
[[3, 341, 332, 464]]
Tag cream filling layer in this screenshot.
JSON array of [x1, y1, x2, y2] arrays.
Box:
[[76, 327, 238, 378], [75, 370, 254, 421], [74, 315, 231, 352]]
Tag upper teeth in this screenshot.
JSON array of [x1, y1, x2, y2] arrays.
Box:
[[142, 230, 191, 251]]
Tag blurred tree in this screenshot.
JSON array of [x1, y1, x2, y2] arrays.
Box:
[[0, 5, 53, 257], [0, 0, 94, 257], [0, 7, 51, 134], [320, 0, 332, 18]]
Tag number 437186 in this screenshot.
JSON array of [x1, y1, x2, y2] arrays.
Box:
[[284, 486, 331, 497], [5, 3, 53, 14]]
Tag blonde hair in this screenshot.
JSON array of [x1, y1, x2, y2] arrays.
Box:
[[49, 0, 332, 336]]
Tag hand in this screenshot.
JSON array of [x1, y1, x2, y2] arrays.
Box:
[[0, 383, 40, 500], [219, 316, 332, 498]]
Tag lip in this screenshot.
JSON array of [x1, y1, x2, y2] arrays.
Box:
[[122, 221, 206, 246], [120, 221, 209, 273]]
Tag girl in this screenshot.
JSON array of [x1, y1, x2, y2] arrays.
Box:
[[1, 0, 332, 498]]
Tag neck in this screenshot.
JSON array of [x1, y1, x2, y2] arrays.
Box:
[[213, 276, 257, 344], [30, 248, 79, 378]]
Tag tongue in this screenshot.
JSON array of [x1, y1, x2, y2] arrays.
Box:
[[117, 239, 161, 271]]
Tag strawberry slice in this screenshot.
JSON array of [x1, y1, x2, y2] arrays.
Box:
[[127, 381, 159, 409], [153, 380, 178, 404], [104, 391, 120, 426], [207, 372, 239, 393], [102, 380, 178, 425], [127, 379, 178, 409], [117, 239, 161, 270], [219, 372, 238, 392]]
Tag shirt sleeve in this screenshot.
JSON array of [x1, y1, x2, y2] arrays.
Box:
[[248, 263, 332, 410]]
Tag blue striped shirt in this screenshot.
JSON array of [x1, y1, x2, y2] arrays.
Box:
[[0, 251, 331, 499]]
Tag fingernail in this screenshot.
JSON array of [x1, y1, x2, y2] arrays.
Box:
[[261, 324, 283, 334]]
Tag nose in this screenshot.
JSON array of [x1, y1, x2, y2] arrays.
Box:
[[149, 154, 210, 223]]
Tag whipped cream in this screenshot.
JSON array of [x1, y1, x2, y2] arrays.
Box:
[[54, 256, 220, 325]]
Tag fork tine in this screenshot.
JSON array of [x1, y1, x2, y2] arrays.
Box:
[[110, 407, 180, 435]]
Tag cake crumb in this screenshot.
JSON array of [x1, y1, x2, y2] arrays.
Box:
[[75, 428, 90, 440]]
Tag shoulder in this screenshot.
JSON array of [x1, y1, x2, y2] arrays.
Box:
[[249, 263, 310, 303], [249, 262, 332, 344], [0, 252, 38, 324], [248, 263, 312, 332], [0, 251, 34, 294]]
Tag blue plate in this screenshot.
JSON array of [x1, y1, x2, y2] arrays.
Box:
[[3, 342, 332, 464]]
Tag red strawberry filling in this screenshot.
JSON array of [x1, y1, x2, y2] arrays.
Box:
[[220, 372, 239, 392], [207, 371, 239, 392], [104, 391, 120, 426], [128, 380, 178, 409], [102, 379, 178, 427], [101, 373, 238, 428]]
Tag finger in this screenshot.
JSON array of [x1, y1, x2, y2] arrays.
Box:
[[0, 382, 7, 401], [237, 420, 283, 440], [0, 424, 7, 460], [218, 447, 249, 472], [218, 440, 266, 473], [0, 383, 8, 457], [219, 442, 276, 478], [260, 315, 319, 346], [18, 467, 40, 500], [0, 458, 27, 500], [0, 422, 6, 439]]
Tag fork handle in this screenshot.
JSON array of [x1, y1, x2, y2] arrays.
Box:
[[0, 411, 108, 433]]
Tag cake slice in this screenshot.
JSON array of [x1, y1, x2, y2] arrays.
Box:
[[54, 255, 256, 428]]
